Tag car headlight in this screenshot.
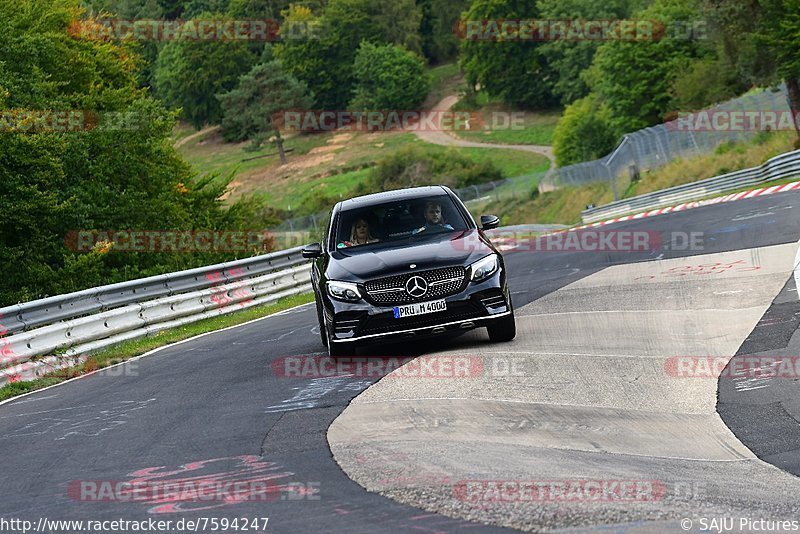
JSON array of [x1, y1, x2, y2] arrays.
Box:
[[326, 281, 363, 302], [470, 254, 499, 282]]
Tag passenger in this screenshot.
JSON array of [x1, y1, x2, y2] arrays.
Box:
[[412, 201, 454, 234], [343, 217, 379, 247]]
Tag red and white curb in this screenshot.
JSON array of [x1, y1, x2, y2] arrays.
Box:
[[491, 180, 800, 252], [576, 180, 800, 230]]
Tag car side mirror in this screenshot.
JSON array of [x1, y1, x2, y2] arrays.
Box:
[[480, 215, 500, 230], [302, 242, 323, 258]]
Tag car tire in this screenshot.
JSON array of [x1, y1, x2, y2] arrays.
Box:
[[487, 310, 516, 342], [315, 295, 328, 347]]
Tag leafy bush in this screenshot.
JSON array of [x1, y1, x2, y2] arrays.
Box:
[[363, 146, 503, 192], [350, 42, 430, 110], [552, 95, 618, 166]]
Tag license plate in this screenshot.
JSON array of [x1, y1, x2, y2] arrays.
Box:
[[393, 299, 447, 318]]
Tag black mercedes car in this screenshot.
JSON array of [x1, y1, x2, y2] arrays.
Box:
[[301, 186, 515, 356]]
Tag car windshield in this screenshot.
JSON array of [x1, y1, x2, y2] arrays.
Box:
[[333, 195, 468, 250]]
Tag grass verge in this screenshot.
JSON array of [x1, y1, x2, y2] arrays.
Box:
[[0, 292, 315, 402], [455, 109, 561, 146], [627, 131, 795, 197], [475, 183, 614, 227]]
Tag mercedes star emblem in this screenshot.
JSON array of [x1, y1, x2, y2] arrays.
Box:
[[405, 275, 428, 298]]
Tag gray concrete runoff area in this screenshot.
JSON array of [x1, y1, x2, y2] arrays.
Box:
[[329, 242, 800, 532]]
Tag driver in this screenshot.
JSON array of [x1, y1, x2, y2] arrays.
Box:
[[412, 201, 454, 234]]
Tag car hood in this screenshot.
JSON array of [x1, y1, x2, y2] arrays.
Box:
[[326, 229, 496, 282]]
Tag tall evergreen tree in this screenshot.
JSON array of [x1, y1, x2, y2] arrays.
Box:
[[218, 57, 314, 163]]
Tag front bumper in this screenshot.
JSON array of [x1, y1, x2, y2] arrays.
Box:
[[325, 270, 511, 345]]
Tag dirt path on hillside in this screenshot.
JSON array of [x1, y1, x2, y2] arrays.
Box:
[[412, 95, 556, 167], [174, 125, 221, 149]]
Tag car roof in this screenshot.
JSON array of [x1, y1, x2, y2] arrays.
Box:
[[338, 186, 450, 210]]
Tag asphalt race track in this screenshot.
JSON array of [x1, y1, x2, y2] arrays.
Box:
[[1, 190, 800, 533]]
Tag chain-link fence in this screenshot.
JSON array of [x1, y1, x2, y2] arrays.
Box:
[[541, 84, 791, 197]]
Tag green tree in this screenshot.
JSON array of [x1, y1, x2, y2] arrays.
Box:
[[552, 94, 618, 166], [276, 0, 422, 110], [701, 0, 777, 91], [701, 0, 799, 141], [182, 0, 228, 18], [756, 0, 800, 141], [80, 0, 167, 89], [417, 0, 469, 63], [536, 0, 636, 105], [350, 42, 430, 110], [459, 0, 557, 109], [0, 0, 274, 305], [218, 56, 314, 163], [670, 57, 740, 111], [585, 0, 709, 132], [153, 13, 257, 127]]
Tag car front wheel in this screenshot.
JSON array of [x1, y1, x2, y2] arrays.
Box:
[[487, 310, 516, 342]]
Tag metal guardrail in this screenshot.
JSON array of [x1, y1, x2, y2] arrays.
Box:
[[543, 85, 791, 195], [581, 149, 800, 223], [0, 247, 312, 386]]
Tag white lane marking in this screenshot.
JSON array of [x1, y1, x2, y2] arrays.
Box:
[[518, 309, 732, 317], [0, 404, 95, 419], [0, 398, 156, 441], [794, 240, 800, 296], [261, 326, 312, 343], [479, 351, 640, 357], [0, 301, 316, 408], [7, 394, 59, 404], [265, 376, 372, 413], [732, 211, 775, 221]]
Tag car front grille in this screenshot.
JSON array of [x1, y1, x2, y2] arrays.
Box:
[[364, 266, 467, 305]]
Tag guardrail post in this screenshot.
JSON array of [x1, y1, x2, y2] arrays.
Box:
[[605, 164, 618, 201]]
